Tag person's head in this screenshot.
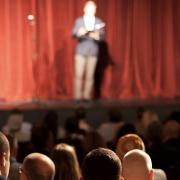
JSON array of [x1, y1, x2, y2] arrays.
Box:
[[115, 133, 145, 161], [162, 119, 180, 142], [20, 153, 55, 180], [83, 130, 106, 153], [0, 132, 10, 178], [6, 109, 23, 133], [82, 148, 123, 180], [122, 149, 153, 180], [84, 1, 97, 16], [51, 143, 81, 180]]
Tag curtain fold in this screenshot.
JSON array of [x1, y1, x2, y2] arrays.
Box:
[[0, 0, 179, 101]]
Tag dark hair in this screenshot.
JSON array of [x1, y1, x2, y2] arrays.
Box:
[[82, 148, 121, 180], [65, 116, 80, 134], [75, 107, 86, 119], [108, 108, 123, 123]]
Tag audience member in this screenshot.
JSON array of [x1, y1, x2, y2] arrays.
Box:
[[6, 134, 21, 180], [146, 121, 164, 169], [51, 143, 81, 180], [98, 108, 124, 143], [0, 132, 10, 180], [2, 109, 32, 143], [161, 118, 180, 179], [62, 116, 86, 165], [82, 148, 123, 180], [115, 133, 145, 161], [31, 123, 54, 156], [75, 107, 93, 132], [135, 110, 159, 139], [42, 110, 59, 142], [122, 149, 153, 180], [19, 153, 55, 180], [83, 130, 106, 153]]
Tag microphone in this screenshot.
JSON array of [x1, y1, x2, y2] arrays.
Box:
[[27, 14, 35, 25]]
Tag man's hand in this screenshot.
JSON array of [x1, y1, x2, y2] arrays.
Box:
[[77, 27, 87, 37], [88, 31, 100, 40]]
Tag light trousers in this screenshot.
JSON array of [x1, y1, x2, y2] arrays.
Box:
[[74, 54, 98, 100]]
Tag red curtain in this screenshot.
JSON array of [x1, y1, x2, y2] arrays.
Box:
[[0, 0, 180, 101]]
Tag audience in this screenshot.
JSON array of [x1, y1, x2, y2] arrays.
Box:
[[19, 153, 55, 180], [51, 143, 81, 180], [0, 108, 179, 180], [81, 148, 123, 180], [122, 149, 153, 180], [0, 132, 10, 180]]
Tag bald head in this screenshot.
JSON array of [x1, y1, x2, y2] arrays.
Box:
[[122, 149, 153, 180], [21, 153, 55, 180]]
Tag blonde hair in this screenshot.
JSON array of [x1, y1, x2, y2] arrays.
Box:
[[51, 143, 81, 180]]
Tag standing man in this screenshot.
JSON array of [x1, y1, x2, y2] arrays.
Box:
[[72, 1, 105, 101]]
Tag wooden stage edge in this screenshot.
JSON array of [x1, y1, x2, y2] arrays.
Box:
[[0, 97, 180, 110]]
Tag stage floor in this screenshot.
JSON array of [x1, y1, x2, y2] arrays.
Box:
[[0, 98, 180, 110]]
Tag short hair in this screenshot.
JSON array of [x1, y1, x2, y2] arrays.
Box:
[[23, 153, 55, 180], [0, 132, 10, 153], [82, 148, 121, 180], [116, 133, 145, 160]]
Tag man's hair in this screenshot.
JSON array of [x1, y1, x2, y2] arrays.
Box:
[[116, 133, 145, 161], [23, 153, 55, 180], [82, 148, 121, 180], [0, 132, 9, 153]]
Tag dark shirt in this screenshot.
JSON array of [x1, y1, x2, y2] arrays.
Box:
[[0, 176, 8, 180]]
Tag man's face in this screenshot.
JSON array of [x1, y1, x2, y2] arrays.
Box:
[[84, 2, 96, 16], [1, 151, 10, 178]]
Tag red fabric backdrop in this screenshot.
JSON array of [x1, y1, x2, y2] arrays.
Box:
[[0, 0, 180, 101]]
